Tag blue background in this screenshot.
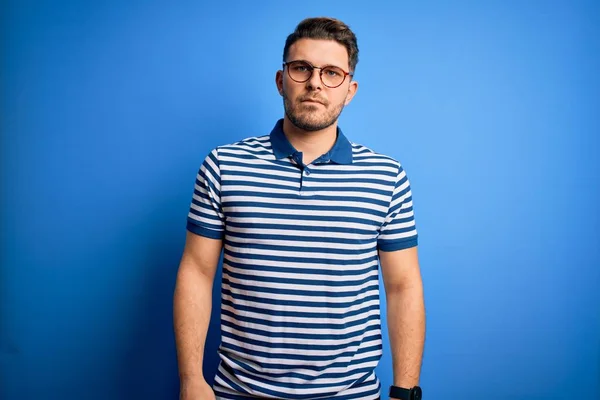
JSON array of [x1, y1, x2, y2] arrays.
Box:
[[1, 1, 599, 399]]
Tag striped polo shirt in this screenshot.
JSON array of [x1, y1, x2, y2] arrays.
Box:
[[187, 119, 418, 400]]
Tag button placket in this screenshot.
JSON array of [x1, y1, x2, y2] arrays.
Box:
[[299, 166, 313, 195]]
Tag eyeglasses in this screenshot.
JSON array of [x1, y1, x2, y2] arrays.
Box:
[[283, 60, 352, 88]]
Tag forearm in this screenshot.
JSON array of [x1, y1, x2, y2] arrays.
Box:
[[173, 263, 214, 383], [386, 282, 425, 388]]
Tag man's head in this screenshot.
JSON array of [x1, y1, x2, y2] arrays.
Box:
[[276, 17, 359, 132], [283, 17, 359, 74]]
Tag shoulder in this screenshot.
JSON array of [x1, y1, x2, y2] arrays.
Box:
[[350, 141, 403, 172], [210, 134, 272, 159]]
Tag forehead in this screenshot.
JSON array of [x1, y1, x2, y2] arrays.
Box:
[[287, 38, 349, 69]]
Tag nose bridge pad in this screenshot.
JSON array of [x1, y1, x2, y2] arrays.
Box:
[[308, 67, 322, 88]]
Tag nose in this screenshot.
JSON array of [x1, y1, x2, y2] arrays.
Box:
[[306, 67, 322, 90]]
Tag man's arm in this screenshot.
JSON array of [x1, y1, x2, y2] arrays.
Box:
[[173, 231, 223, 399], [379, 246, 425, 392]]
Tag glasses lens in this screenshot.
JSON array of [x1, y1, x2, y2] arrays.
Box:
[[321, 66, 345, 87], [288, 61, 312, 82]]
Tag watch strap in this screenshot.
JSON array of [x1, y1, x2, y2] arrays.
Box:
[[389, 385, 411, 400]]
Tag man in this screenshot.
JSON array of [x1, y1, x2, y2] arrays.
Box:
[[174, 17, 425, 400]]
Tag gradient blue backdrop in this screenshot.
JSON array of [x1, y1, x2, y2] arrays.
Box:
[[1, 1, 599, 399]]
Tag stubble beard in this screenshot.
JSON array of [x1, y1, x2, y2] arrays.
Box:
[[283, 91, 346, 132]]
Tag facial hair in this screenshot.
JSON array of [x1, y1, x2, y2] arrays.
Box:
[[283, 91, 346, 132]]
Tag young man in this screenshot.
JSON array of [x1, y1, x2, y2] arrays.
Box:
[[174, 17, 425, 400]]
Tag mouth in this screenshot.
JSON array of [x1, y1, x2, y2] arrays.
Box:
[[301, 99, 324, 105]]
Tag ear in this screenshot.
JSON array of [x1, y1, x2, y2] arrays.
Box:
[[344, 79, 359, 106], [275, 70, 284, 96]]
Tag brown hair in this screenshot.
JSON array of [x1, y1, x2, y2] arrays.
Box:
[[283, 17, 359, 73]]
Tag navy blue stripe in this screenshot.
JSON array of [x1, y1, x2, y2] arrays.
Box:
[[214, 382, 380, 400], [385, 214, 414, 225], [226, 355, 379, 383], [222, 277, 378, 300], [222, 179, 298, 191], [222, 169, 301, 184], [215, 367, 247, 396], [187, 220, 223, 238], [223, 239, 376, 256], [220, 313, 380, 339], [226, 211, 381, 227], [221, 329, 381, 352], [223, 268, 379, 288], [225, 231, 374, 245], [226, 140, 269, 149], [223, 259, 377, 277], [224, 248, 377, 267], [221, 159, 298, 173], [377, 237, 418, 252], [218, 152, 275, 161], [222, 201, 387, 218], [218, 360, 379, 394], [225, 220, 377, 235], [189, 201, 222, 220], [222, 190, 390, 207], [305, 176, 395, 186], [305, 186, 391, 196], [197, 169, 221, 198], [220, 148, 274, 157], [394, 186, 411, 201], [223, 248, 378, 266], [221, 308, 380, 330], [221, 288, 380, 311], [381, 226, 417, 235], [221, 297, 380, 320], [315, 166, 396, 178], [220, 342, 382, 365]]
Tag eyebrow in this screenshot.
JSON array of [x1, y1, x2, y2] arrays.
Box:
[[292, 59, 345, 70]]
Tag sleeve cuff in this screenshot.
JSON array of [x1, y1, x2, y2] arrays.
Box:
[[377, 235, 418, 252], [186, 220, 224, 239]]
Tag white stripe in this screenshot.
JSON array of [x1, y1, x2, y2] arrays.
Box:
[[223, 244, 377, 261], [221, 195, 389, 213], [225, 216, 381, 231], [220, 324, 381, 350], [223, 282, 379, 304], [223, 254, 378, 272], [225, 225, 376, 239], [222, 303, 380, 326], [224, 264, 378, 283], [221, 294, 380, 322]]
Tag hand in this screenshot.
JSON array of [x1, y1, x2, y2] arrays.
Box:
[[179, 378, 216, 400]]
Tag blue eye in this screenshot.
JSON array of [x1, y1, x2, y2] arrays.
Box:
[[324, 68, 342, 77]]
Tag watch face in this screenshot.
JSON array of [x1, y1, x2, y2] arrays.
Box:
[[411, 386, 422, 400]]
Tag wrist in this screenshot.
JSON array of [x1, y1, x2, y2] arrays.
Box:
[[179, 374, 205, 385], [389, 385, 422, 400]]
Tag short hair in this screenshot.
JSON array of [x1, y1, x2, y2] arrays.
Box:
[[283, 17, 359, 73]]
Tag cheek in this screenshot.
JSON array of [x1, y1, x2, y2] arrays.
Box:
[[285, 86, 303, 103], [333, 92, 349, 106]]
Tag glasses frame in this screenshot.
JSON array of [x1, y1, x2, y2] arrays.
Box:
[[283, 60, 353, 88]]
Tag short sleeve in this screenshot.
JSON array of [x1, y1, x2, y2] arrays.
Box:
[[377, 164, 418, 252], [186, 148, 225, 239]]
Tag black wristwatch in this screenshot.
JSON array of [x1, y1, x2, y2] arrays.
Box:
[[389, 385, 422, 400]]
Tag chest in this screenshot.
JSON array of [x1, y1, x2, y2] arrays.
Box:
[[219, 160, 393, 241]]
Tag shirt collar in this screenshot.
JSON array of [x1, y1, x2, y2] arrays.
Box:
[[269, 119, 353, 164]]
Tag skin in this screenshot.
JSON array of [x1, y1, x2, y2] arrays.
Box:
[[275, 38, 358, 165], [173, 38, 425, 400], [380, 247, 426, 396], [173, 232, 221, 400]]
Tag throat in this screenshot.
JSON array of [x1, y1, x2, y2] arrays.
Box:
[[283, 120, 338, 166]]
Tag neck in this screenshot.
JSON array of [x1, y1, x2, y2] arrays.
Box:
[[282, 117, 338, 164]]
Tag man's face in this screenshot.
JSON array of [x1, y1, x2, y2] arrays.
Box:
[[276, 39, 358, 132]]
